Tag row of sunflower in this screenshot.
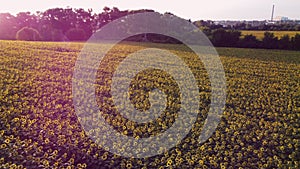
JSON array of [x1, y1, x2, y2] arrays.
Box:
[[0, 40, 299, 168]]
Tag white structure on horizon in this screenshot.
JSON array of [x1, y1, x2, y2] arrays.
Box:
[[274, 16, 290, 21]]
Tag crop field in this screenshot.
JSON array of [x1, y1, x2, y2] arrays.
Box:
[[0, 40, 299, 168], [241, 30, 300, 40]]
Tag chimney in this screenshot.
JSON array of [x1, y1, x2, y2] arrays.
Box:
[[271, 5, 275, 21]]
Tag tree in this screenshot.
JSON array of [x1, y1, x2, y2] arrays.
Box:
[[40, 8, 76, 33], [0, 13, 18, 40], [228, 30, 242, 46], [16, 27, 41, 41], [239, 35, 260, 48], [16, 12, 38, 29], [262, 32, 278, 49], [74, 8, 94, 38], [278, 35, 290, 50], [211, 29, 241, 47], [211, 29, 227, 46], [291, 34, 300, 50], [65, 28, 86, 41]]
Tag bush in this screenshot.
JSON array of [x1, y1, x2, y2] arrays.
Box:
[[291, 33, 300, 50], [262, 32, 278, 49], [239, 35, 260, 48], [65, 28, 86, 41], [278, 35, 290, 50], [51, 29, 68, 41], [211, 29, 241, 47], [16, 27, 41, 41]]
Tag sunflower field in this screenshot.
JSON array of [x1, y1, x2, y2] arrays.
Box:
[[0, 40, 299, 168]]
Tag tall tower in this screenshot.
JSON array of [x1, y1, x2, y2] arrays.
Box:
[[271, 4, 275, 21]]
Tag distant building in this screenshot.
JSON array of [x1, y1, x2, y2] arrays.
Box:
[[275, 16, 289, 21]]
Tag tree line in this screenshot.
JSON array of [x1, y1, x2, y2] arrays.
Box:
[[0, 7, 299, 50], [204, 29, 300, 50], [194, 20, 300, 31], [0, 7, 154, 41]]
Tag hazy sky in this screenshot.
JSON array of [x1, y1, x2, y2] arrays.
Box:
[[0, 0, 299, 21]]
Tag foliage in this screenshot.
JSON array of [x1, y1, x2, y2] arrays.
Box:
[[291, 34, 300, 50], [0, 41, 299, 168], [241, 30, 300, 40], [209, 29, 300, 50], [194, 20, 300, 31], [239, 35, 260, 48], [262, 32, 279, 49], [278, 35, 290, 49], [0, 13, 18, 40], [0, 8, 300, 50], [211, 29, 241, 47], [16, 27, 41, 41], [65, 28, 86, 41], [0, 7, 154, 42]]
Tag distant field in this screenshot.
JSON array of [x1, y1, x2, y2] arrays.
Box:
[[0, 40, 299, 168], [241, 30, 300, 40]]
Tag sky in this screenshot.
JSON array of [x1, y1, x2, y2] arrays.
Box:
[[0, 0, 299, 21]]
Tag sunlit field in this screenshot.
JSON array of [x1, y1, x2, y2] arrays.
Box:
[[0, 40, 299, 168], [241, 30, 300, 40]]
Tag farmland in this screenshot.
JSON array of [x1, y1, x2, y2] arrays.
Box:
[[241, 30, 300, 40], [0, 40, 299, 168]]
